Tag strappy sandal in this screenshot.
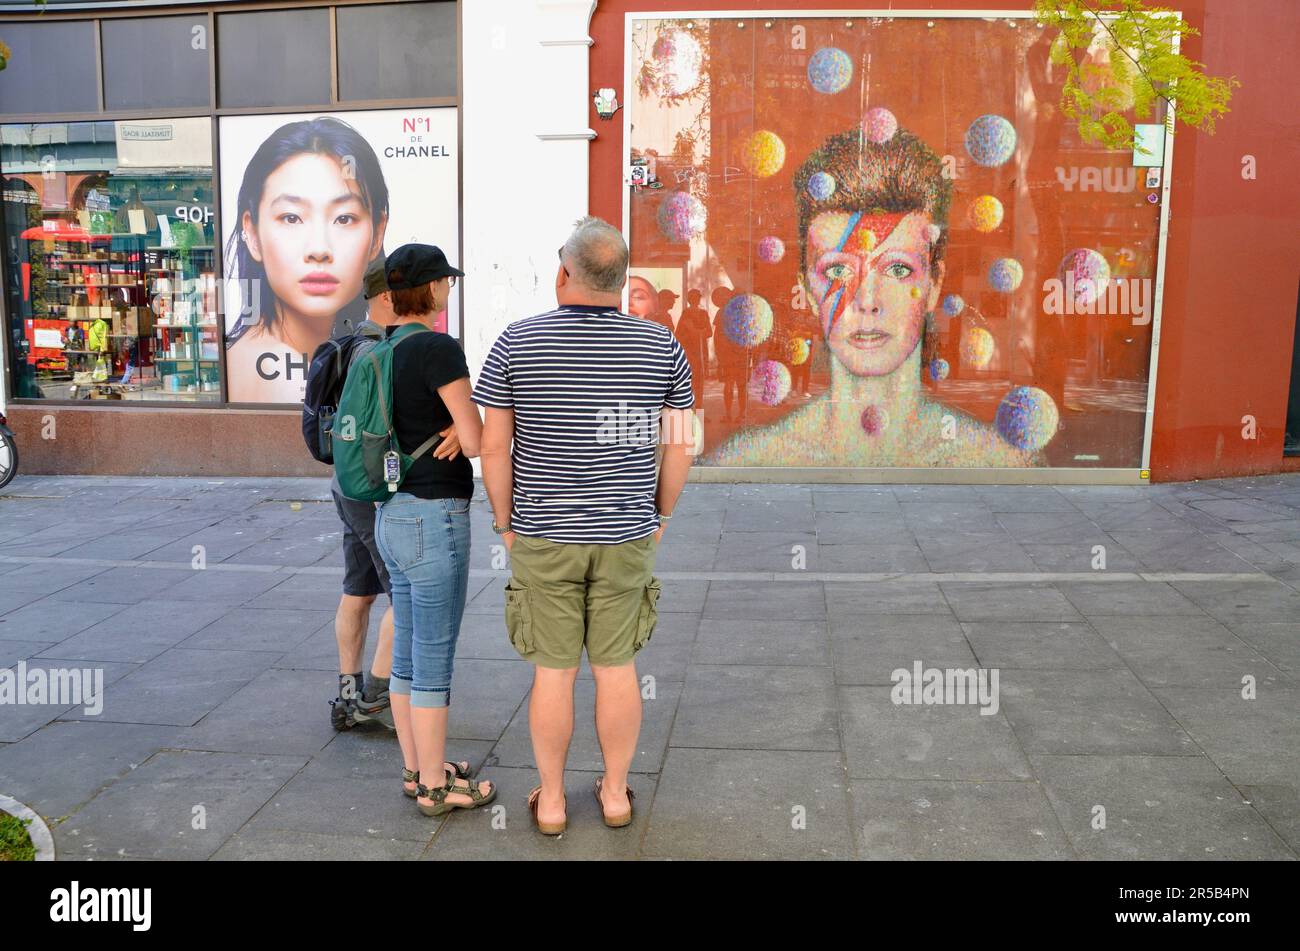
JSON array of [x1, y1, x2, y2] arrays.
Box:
[[402, 761, 472, 799], [594, 777, 635, 828], [527, 786, 567, 836], [415, 772, 496, 817]]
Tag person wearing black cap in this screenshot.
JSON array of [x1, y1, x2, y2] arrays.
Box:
[[331, 257, 400, 732], [372, 243, 496, 816]]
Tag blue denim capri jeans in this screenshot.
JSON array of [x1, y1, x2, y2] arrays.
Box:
[[374, 493, 471, 708]]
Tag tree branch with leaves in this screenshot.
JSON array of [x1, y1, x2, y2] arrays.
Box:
[[1034, 0, 1239, 150]]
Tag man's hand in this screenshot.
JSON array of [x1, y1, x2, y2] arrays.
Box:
[[433, 425, 461, 460], [503, 530, 516, 551], [654, 524, 665, 544]]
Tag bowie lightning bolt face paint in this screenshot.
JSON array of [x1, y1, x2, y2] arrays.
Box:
[[806, 209, 944, 378]]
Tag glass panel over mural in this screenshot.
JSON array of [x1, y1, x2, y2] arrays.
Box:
[[627, 15, 1167, 470]]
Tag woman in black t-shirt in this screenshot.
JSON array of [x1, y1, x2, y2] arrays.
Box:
[[373, 244, 496, 817]]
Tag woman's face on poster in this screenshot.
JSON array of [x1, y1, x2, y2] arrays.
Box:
[[805, 210, 943, 378], [242, 152, 387, 328], [628, 278, 656, 318]]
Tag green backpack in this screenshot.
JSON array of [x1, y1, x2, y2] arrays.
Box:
[[332, 323, 443, 502]]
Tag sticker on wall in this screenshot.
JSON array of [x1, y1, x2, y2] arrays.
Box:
[[1132, 123, 1166, 168]]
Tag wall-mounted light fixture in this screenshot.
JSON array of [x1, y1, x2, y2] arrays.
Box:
[[593, 87, 620, 120]]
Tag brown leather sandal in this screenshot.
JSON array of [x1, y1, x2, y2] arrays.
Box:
[[527, 786, 567, 836], [594, 777, 635, 828]]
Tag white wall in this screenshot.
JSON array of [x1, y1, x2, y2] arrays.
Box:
[[460, 0, 598, 474]]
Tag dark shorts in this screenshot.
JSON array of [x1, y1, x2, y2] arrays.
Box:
[[332, 487, 391, 598]]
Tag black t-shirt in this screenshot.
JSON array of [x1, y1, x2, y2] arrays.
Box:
[[386, 326, 474, 500]]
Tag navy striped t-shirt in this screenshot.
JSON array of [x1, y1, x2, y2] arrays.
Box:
[[471, 305, 694, 544]]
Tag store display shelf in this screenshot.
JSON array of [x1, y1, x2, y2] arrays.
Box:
[[44, 282, 139, 288]]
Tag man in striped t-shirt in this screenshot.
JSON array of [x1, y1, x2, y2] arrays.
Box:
[[472, 216, 695, 834]]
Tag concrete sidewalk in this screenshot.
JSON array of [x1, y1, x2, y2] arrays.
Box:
[[0, 474, 1297, 860]]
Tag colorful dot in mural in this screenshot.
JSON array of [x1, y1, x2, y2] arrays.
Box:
[[862, 106, 898, 144], [925, 223, 942, 245], [757, 236, 786, 264], [656, 190, 707, 243], [995, 386, 1060, 452], [808, 214, 848, 251], [942, 294, 965, 316], [860, 404, 889, 436], [964, 114, 1017, 167], [722, 293, 774, 347], [651, 28, 704, 97], [988, 257, 1024, 293], [742, 130, 786, 178], [968, 195, 1004, 233], [1059, 248, 1112, 305], [808, 47, 853, 95], [788, 336, 811, 366], [961, 326, 995, 369], [857, 229, 877, 253], [807, 171, 837, 201], [929, 358, 950, 381], [749, 359, 792, 406]]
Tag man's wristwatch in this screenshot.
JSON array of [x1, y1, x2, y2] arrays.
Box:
[[656, 511, 672, 523], [491, 520, 512, 535]]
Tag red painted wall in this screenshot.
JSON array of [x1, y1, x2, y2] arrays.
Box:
[[589, 0, 1300, 482]]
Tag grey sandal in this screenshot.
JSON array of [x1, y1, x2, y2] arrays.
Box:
[[402, 761, 473, 799], [416, 772, 497, 817]]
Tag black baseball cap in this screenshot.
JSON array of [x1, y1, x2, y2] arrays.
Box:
[[385, 243, 464, 290], [363, 254, 388, 299]]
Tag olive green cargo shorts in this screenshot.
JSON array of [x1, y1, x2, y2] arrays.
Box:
[[504, 533, 661, 669]]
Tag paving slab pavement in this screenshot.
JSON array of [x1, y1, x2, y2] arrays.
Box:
[[1, 473, 1297, 860]]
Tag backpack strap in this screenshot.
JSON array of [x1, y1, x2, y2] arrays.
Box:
[[365, 348, 391, 433], [391, 323, 432, 348], [409, 432, 443, 463], [386, 323, 439, 463]]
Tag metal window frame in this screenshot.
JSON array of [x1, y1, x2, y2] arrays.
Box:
[[0, 0, 462, 411], [622, 8, 1179, 486]]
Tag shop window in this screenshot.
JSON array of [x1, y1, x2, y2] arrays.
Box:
[[0, 21, 99, 115], [2, 118, 220, 402], [102, 16, 211, 111], [337, 1, 457, 102], [216, 8, 331, 109]]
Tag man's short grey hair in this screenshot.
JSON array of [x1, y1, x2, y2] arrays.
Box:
[[561, 216, 629, 294]]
